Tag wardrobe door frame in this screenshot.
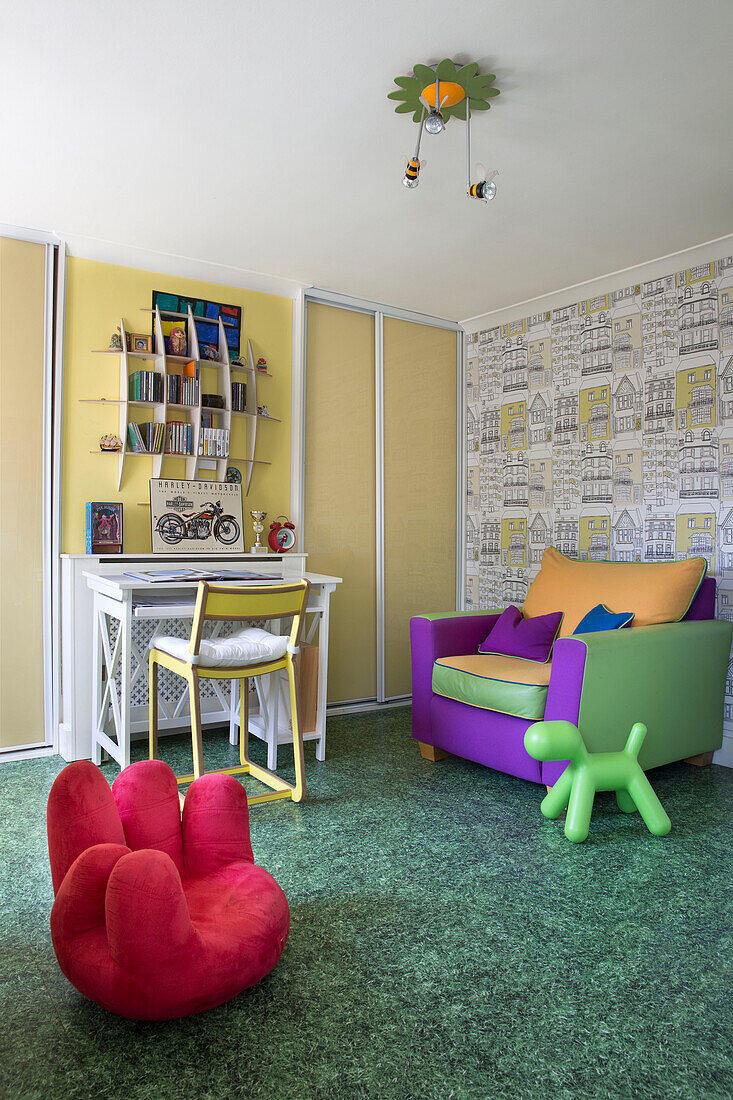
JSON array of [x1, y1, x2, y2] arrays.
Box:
[[294, 288, 465, 706], [0, 224, 65, 759]]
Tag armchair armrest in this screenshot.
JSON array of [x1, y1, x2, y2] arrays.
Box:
[[543, 619, 733, 785], [410, 611, 502, 740]]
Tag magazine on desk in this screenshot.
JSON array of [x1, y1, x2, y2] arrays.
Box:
[[123, 568, 283, 583]]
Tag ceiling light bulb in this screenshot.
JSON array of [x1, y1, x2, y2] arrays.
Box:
[[403, 174, 419, 188], [424, 110, 444, 135], [470, 179, 497, 202]]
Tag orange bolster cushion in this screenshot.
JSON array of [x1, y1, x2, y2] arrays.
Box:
[[523, 547, 707, 637]]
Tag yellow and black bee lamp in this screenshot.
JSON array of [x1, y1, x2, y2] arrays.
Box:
[[389, 59, 500, 201]]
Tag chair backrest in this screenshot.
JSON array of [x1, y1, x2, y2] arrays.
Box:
[[189, 579, 311, 658]]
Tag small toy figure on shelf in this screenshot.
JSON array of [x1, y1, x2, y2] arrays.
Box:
[[99, 433, 122, 452], [108, 331, 123, 351], [258, 405, 270, 418], [201, 344, 219, 360], [230, 355, 245, 367], [168, 327, 187, 356], [256, 357, 267, 372]]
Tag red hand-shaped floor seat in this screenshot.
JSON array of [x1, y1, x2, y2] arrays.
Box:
[[47, 760, 289, 1020]]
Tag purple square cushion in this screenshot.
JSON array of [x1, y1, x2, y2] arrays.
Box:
[[478, 605, 563, 663]]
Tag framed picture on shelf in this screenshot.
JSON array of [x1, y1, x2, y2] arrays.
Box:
[[86, 502, 123, 554], [128, 333, 152, 353], [149, 479, 245, 555]]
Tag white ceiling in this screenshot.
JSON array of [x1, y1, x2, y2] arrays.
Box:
[[2, 0, 732, 320]]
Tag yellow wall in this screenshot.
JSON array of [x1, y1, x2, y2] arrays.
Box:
[[62, 258, 294, 553], [0, 237, 46, 748]]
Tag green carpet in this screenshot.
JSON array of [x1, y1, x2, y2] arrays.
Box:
[[1, 709, 732, 1100]]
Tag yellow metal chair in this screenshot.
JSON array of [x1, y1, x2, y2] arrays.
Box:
[[149, 579, 311, 805]]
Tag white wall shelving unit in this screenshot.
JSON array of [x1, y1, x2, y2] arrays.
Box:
[[85, 305, 277, 493]]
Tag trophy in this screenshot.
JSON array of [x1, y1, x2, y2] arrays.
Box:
[[249, 510, 268, 554]]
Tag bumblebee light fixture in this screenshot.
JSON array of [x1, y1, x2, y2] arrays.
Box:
[[389, 58, 499, 201]]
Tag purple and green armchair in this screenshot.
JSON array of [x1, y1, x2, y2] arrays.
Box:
[[410, 578, 731, 786]]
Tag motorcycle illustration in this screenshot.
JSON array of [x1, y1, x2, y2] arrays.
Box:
[[155, 500, 241, 546]]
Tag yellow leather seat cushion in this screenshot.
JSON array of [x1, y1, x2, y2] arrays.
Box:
[[436, 654, 553, 686], [524, 546, 707, 637], [432, 654, 552, 720]]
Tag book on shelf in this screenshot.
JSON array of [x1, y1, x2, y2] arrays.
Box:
[[123, 568, 282, 583], [166, 370, 199, 406], [127, 421, 165, 453], [231, 381, 247, 411], [166, 420, 192, 455], [198, 426, 230, 457], [129, 370, 163, 403]]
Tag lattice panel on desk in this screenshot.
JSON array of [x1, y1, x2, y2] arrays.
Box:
[[106, 616, 269, 707]]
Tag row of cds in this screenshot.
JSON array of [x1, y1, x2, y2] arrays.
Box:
[[166, 421, 193, 455], [198, 427, 230, 457], [231, 381, 247, 411]]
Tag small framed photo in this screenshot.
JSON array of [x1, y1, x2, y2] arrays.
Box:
[[129, 333, 152, 353]]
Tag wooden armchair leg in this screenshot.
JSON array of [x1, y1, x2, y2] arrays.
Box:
[[685, 751, 714, 767], [418, 741, 449, 762]]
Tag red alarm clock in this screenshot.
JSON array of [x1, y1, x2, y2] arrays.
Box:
[[268, 516, 296, 552]]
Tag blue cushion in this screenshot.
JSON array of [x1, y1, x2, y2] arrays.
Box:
[[573, 603, 634, 634]]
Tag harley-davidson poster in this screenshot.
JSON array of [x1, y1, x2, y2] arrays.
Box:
[[149, 479, 245, 555]]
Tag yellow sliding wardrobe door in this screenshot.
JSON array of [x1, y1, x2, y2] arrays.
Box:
[[0, 237, 48, 749], [305, 303, 377, 703], [383, 319, 457, 699]]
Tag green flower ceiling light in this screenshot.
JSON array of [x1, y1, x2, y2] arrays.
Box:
[[388, 58, 500, 200]]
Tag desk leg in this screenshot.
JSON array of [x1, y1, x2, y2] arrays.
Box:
[[90, 593, 130, 770], [119, 598, 132, 769], [91, 595, 103, 765], [315, 593, 333, 762]]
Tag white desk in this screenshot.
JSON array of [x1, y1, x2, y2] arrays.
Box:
[[82, 569, 341, 772]]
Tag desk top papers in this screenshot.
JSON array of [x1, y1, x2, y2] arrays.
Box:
[[123, 568, 283, 583]]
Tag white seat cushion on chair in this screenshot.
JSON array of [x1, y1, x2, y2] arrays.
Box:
[[150, 627, 289, 669]]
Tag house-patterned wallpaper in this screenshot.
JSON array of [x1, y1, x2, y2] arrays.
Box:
[[464, 252, 733, 728]]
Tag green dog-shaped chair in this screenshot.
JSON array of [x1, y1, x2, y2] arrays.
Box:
[[524, 720, 671, 843]]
